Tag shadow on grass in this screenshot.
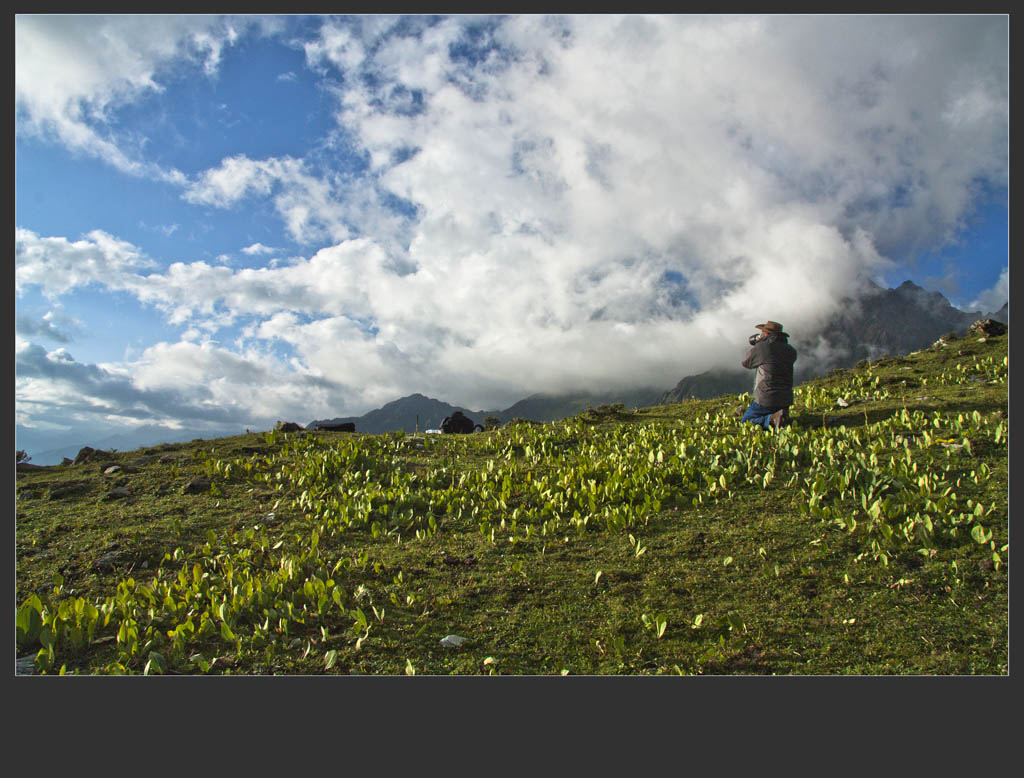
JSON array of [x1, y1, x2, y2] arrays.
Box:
[[792, 397, 1006, 431]]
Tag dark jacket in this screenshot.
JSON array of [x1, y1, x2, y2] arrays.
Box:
[[741, 334, 797, 408]]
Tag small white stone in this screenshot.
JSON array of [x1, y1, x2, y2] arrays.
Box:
[[440, 634, 467, 647]]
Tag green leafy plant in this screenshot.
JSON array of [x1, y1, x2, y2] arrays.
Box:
[[641, 613, 668, 639]]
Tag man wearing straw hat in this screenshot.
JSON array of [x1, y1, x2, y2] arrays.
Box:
[[740, 320, 797, 430]]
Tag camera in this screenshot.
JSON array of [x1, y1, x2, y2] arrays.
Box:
[[748, 333, 760, 346]]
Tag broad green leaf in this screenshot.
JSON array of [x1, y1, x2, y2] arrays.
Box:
[[971, 524, 992, 544], [353, 608, 367, 630], [325, 650, 338, 670], [16, 601, 43, 642], [144, 652, 166, 676]]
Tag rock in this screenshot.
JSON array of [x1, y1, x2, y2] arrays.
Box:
[[968, 318, 1006, 337], [182, 477, 211, 495], [73, 446, 96, 465], [131, 455, 160, 466], [275, 421, 304, 432], [440, 634, 468, 648], [48, 482, 91, 500], [316, 422, 356, 432], [104, 465, 122, 475], [72, 446, 115, 465], [441, 553, 477, 567], [93, 549, 127, 572], [61, 457, 73, 466], [836, 398, 851, 408], [103, 486, 132, 501]]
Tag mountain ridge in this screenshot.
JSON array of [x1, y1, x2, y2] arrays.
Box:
[[307, 387, 667, 434]]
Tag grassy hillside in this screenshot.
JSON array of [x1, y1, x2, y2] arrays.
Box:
[[15, 330, 1007, 675]]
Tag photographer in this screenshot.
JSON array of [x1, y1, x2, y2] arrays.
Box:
[[740, 320, 797, 430]]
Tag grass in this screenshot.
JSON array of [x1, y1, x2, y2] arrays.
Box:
[[15, 331, 1008, 675]]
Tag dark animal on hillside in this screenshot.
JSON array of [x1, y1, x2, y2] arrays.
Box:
[[441, 411, 483, 434]]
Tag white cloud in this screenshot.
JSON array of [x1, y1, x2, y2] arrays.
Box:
[[183, 154, 285, 207], [139, 221, 180, 237], [183, 154, 363, 245], [15, 309, 80, 343], [968, 266, 1009, 313], [242, 242, 278, 255], [15, 14, 1009, 426], [15, 336, 348, 432], [15, 228, 158, 297], [14, 15, 248, 183]]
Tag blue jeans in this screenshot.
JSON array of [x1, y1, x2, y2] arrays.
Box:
[[741, 401, 786, 430]]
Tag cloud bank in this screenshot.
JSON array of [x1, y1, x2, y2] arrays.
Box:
[[15, 14, 1008, 439]]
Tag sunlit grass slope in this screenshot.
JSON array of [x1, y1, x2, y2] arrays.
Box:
[[16, 332, 1007, 674]]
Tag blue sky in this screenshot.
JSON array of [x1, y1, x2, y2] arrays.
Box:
[[15, 14, 1008, 457]]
